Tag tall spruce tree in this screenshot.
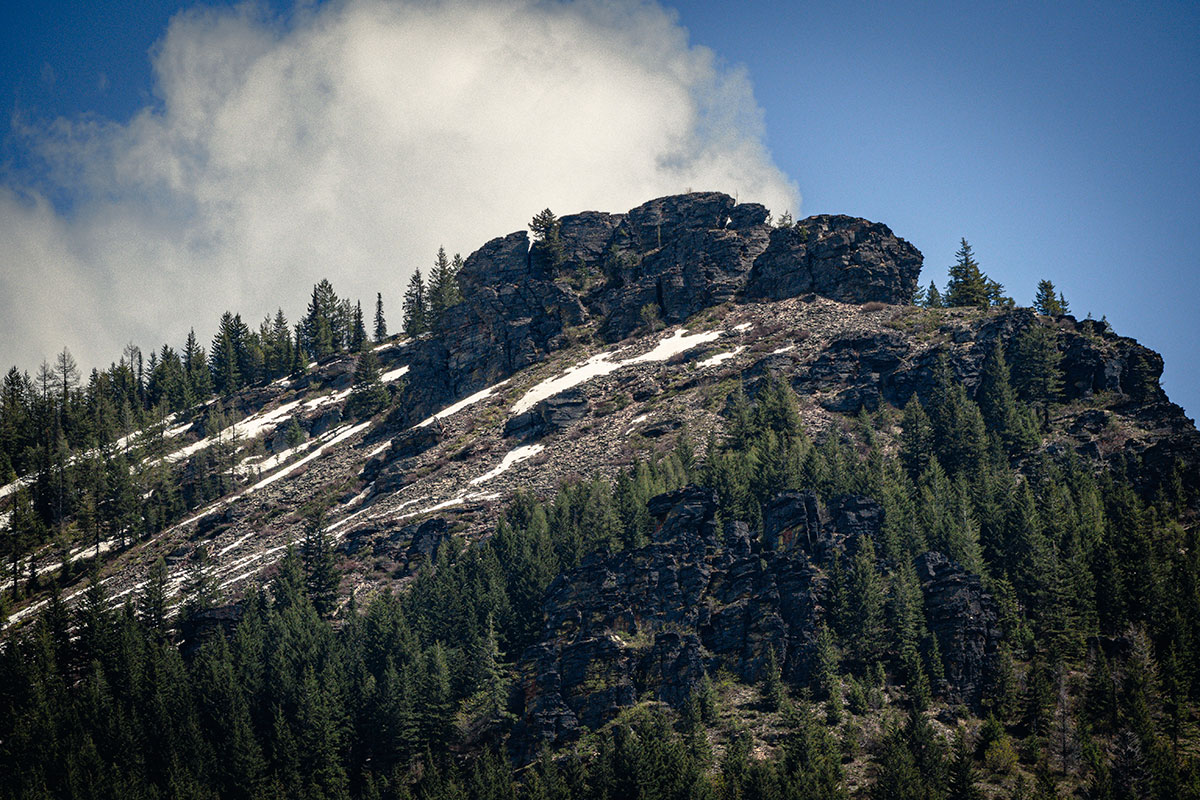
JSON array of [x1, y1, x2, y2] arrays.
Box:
[[373, 292, 387, 343], [1034, 280, 1069, 315], [945, 239, 990, 309], [402, 269, 430, 337], [302, 508, 339, 617]]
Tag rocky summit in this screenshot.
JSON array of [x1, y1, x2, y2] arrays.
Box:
[[3, 192, 1200, 798]]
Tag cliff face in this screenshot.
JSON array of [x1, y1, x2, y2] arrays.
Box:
[[513, 487, 1002, 756], [392, 192, 924, 428]]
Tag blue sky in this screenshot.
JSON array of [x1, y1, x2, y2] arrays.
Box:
[[2, 0, 1198, 419]]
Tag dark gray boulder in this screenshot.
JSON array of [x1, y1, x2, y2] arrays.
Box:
[[744, 214, 923, 306], [915, 551, 1001, 709]]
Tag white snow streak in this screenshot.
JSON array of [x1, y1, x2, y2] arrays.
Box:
[[511, 327, 724, 415], [697, 346, 746, 368], [380, 365, 410, 383], [416, 380, 508, 428], [469, 444, 545, 485], [244, 421, 371, 495]]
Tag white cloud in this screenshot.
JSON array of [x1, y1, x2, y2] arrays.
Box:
[[0, 0, 798, 375]]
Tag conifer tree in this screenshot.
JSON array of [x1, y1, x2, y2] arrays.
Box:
[[181, 544, 217, 624], [945, 239, 990, 309], [345, 351, 389, 420], [210, 312, 242, 396], [302, 508, 339, 617], [977, 342, 1039, 455], [947, 727, 981, 800], [304, 279, 340, 360], [140, 556, 170, 636], [760, 646, 786, 711], [847, 535, 886, 667], [351, 301, 367, 352], [923, 281, 944, 308], [373, 292, 387, 343], [1034, 280, 1068, 316], [927, 355, 987, 477], [428, 246, 462, 324], [900, 394, 934, 482], [402, 269, 430, 337], [1011, 324, 1063, 410]]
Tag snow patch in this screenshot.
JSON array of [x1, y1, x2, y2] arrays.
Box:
[[511, 327, 724, 415], [380, 365, 410, 383], [469, 444, 545, 485], [771, 345, 796, 354], [68, 539, 117, 564], [244, 421, 371, 495], [216, 532, 256, 558], [303, 387, 352, 410], [697, 346, 746, 368], [396, 492, 500, 522], [416, 380, 508, 428], [0, 475, 32, 501], [732, 322, 753, 332], [164, 398, 304, 464]]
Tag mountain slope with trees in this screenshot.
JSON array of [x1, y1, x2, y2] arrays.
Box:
[[2, 192, 1199, 799]]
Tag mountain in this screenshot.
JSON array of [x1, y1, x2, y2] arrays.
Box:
[[2, 192, 1199, 799]]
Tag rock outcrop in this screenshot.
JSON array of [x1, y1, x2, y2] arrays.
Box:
[[914, 551, 1001, 708], [514, 486, 824, 756], [744, 214, 923, 306], [388, 192, 925, 430], [504, 389, 590, 442]]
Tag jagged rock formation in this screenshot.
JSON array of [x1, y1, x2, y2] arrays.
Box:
[[389, 192, 924, 430], [915, 552, 1002, 707], [514, 486, 822, 756], [504, 389, 590, 442], [744, 214, 923, 305]]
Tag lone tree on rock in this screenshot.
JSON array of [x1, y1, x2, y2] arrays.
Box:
[[1034, 279, 1070, 316], [945, 239, 990, 309], [530, 208, 565, 266]]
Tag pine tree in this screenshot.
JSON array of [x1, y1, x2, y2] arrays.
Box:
[[345, 351, 389, 420], [402, 269, 430, 337], [210, 312, 242, 396], [945, 239, 990, 309], [428, 246, 462, 324], [947, 727, 981, 800], [847, 535, 886, 667], [373, 292, 387, 343], [976, 341, 1039, 455], [140, 556, 170, 636], [760, 646, 786, 711], [923, 281, 944, 308], [530, 208, 564, 267], [304, 279, 340, 360], [419, 642, 454, 748], [1034, 280, 1068, 316], [181, 544, 217, 624], [900, 394, 933, 482], [1011, 324, 1063, 409], [303, 508, 339, 617], [351, 301, 367, 352]]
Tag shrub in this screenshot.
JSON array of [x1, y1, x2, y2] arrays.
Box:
[[985, 736, 1018, 774]]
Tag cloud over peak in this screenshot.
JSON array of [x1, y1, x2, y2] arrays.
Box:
[[1, 0, 798, 373]]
